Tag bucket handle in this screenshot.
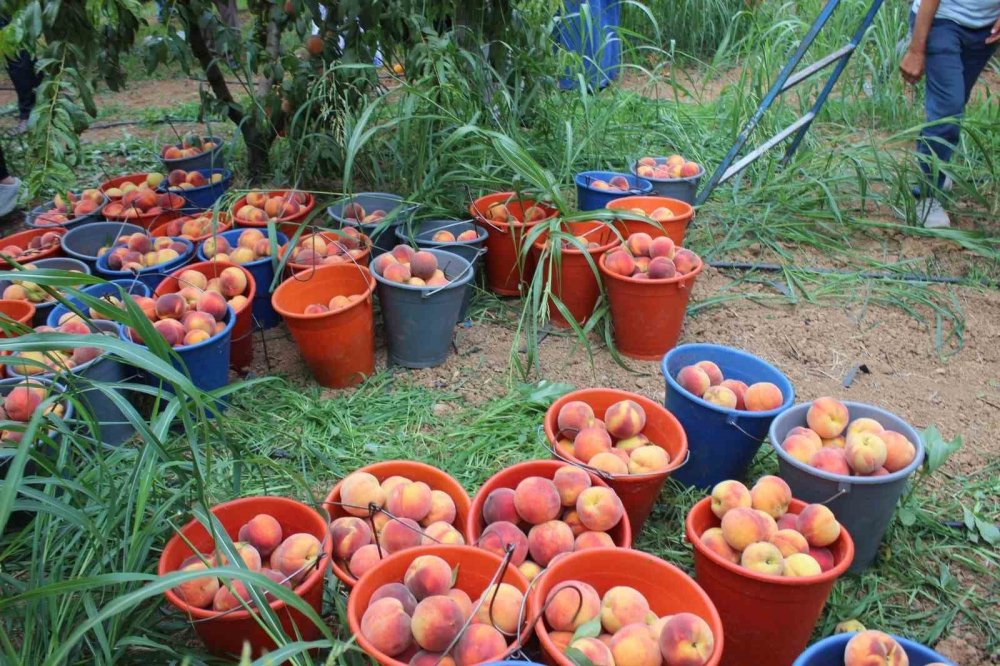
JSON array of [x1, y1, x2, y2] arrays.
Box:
[[540, 425, 690, 480], [421, 249, 483, 299], [821, 482, 852, 504], [724, 413, 764, 442]]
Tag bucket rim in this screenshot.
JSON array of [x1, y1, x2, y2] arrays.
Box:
[[371, 247, 474, 292], [0, 299, 36, 323], [606, 194, 695, 218], [628, 158, 705, 183], [60, 222, 143, 258], [598, 249, 705, 285], [197, 229, 289, 267], [96, 236, 194, 277], [271, 263, 375, 320], [530, 221, 621, 256], [467, 191, 559, 229], [574, 170, 654, 195], [395, 218, 489, 247], [26, 195, 110, 229], [19, 256, 93, 274], [117, 304, 236, 352], [278, 230, 373, 272], [326, 192, 415, 221], [5, 320, 121, 379], [686, 497, 855, 585], [163, 168, 233, 195], [46, 279, 152, 328], [769, 401, 926, 485], [661, 343, 796, 419], [791, 631, 953, 665]]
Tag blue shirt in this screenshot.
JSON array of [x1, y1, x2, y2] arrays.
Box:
[[912, 0, 1000, 28]]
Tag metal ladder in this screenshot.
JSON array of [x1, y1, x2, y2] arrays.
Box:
[[694, 0, 886, 206]]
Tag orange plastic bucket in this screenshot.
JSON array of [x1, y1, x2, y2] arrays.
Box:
[[607, 196, 694, 247], [271, 263, 375, 388], [0, 227, 67, 263], [0, 300, 36, 337], [468, 192, 558, 296], [278, 230, 372, 279], [529, 221, 620, 328], [150, 212, 233, 242], [154, 260, 257, 370], [598, 250, 703, 360], [231, 190, 316, 238], [532, 547, 723, 666], [347, 545, 536, 666], [157, 495, 333, 658], [323, 460, 472, 588], [685, 497, 855, 666], [542, 389, 688, 534], [466, 459, 631, 548]]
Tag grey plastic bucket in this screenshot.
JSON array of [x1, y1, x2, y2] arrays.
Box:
[[0, 258, 92, 327], [629, 159, 703, 204], [394, 220, 487, 319], [159, 135, 226, 172], [769, 402, 925, 572], [60, 222, 145, 271], [327, 192, 417, 257], [372, 248, 473, 368]]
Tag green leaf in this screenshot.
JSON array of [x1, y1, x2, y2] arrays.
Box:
[[570, 615, 602, 642], [897, 507, 916, 527], [974, 517, 999, 546], [921, 425, 961, 474], [564, 647, 595, 666]]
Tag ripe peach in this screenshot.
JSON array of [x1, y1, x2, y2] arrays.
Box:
[[213, 580, 251, 612], [196, 290, 228, 321], [411, 595, 465, 652], [844, 631, 909, 666], [750, 475, 792, 518], [702, 385, 737, 409], [741, 541, 785, 576], [444, 588, 472, 620], [557, 400, 595, 435], [783, 433, 822, 464], [453, 623, 506, 666], [845, 431, 888, 475], [527, 519, 574, 566], [410, 251, 438, 280], [627, 445, 670, 474], [238, 513, 283, 557], [744, 382, 783, 411], [331, 516, 373, 561], [690, 360, 721, 386], [340, 471, 386, 516], [846, 417, 884, 440], [154, 292, 187, 320], [822, 435, 846, 449], [382, 517, 424, 553], [544, 580, 601, 631], [387, 480, 434, 522], [573, 426, 613, 463], [576, 486, 624, 532], [605, 249, 636, 277], [4, 387, 42, 422], [475, 582, 524, 634], [219, 266, 248, 298], [776, 513, 798, 530], [658, 612, 715, 666], [372, 582, 418, 615], [270, 532, 321, 583], [570, 637, 614, 666], [626, 233, 652, 257], [881, 430, 916, 473], [604, 400, 646, 439], [677, 365, 711, 397], [238, 229, 265, 249], [384, 262, 411, 283], [720, 506, 773, 551], [806, 397, 850, 438], [183, 329, 210, 345], [809, 447, 851, 475], [349, 544, 382, 578], [519, 560, 542, 581], [590, 451, 629, 475], [575, 530, 615, 550], [553, 466, 592, 507], [600, 586, 650, 634], [482, 487, 518, 525], [419, 490, 456, 527], [404, 554, 453, 600], [700, 527, 739, 563], [173, 562, 219, 608], [809, 546, 834, 572], [771, 528, 809, 557], [153, 318, 186, 346], [796, 504, 841, 548], [361, 597, 412, 657], [409, 653, 455, 666], [514, 476, 561, 524], [710, 479, 752, 519], [423, 521, 465, 546], [648, 236, 675, 260], [783, 552, 822, 577], [477, 521, 528, 565], [304, 303, 330, 315], [672, 248, 699, 273], [562, 509, 585, 536]]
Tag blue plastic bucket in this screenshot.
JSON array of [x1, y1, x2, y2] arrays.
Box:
[[661, 343, 795, 489], [118, 305, 234, 394], [196, 229, 288, 330], [327, 192, 417, 257], [556, 0, 620, 89], [60, 222, 145, 271], [167, 168, 232, 209], [46, 279, 151, 328], [96, 237, 194, 292], [574, 170, 653, 211], [159, 135, 226, 172], [770, 402, 925, 572], [0, 258, 92, 327], [25, 195, 108, 230], [793, 632, 953, 666]]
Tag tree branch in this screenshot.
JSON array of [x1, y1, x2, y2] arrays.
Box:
[[185, 15, 244, 126]]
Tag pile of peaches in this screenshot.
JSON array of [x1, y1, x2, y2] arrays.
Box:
[[359, 554, 519, 665], [700, 476, 843, 576], [340, 202, 388, 225], [554, 399, 672, 476], [675, 360, 784, 412], [374, 245, 451, 287], [477, 467, 625, 579], [634, 155, 701, 180], [171, 512, 322, 613], [588, 175, 634, 192], [166, 168, 225, 191], [2, 263, 85, 304], [430, 228, 478, 243], [0, 232, 62, 262], [481, 201, 547, 225], [202, 229, 271, 265], [543, 582, 715, 666], [333, 472, 465, 579], [171, 266, 250, 316], [284, 230, 368, 267], [101, 234, 188, 272], [782, 397, 917, 477], [4, 320, 106, 376], [603, 234, 701, 281], [161, 136, 219, 161], [234, 190, 308, 224], [103, 181, 185, 220], [303, 293, 366, 315], [123, 288, 232, 349], [101, 172, 163, 199], [157, 213, 229, 240], [32, 189, 105, 226], [1, 380, 66, 443], [843, 630, 938, 666]]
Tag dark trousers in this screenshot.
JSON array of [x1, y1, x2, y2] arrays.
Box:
[[911, 14, 998, 194], [0, 145, 8, 181], [6, 49, 39, 120]]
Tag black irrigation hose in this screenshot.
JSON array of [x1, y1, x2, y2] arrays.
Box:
[[709, 260, 973, 285]]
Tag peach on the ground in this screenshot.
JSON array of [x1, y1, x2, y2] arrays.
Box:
[[454, 623, 507, 666], [173, 562, 219, 608], [609, 623, 660, 666], [371, 582, 418, 615], [844, 630, 909, 666], [709, 479, 752, 519], [590, 451, 628, 475], [545, 580, 601, 631], [658, 613, 715, 666], [349, 543, 382, 578], [557, 400, 595, 434], [770, 529, 809, 557], [699, 527, 739, 564], [330, 516, 373, 561], [806, 397, 850, 438], [750, 475, 792, 518], [744, 382, 783, 411], [270, 533, 321, 583], [570, 637, 615, 666], [477, 520, 529, 565], [783, 552, 822, 577], [238, 513, 283, 557], [404, 554, 453, 600], [720, 507, 774, 551], [382, 517, 424, 553], [527, 519, 575, 566], [783, 433, 822, 464], [576, 486, 624, 532], [604, 400, 646, 439], [844, 432, 888, 475], [628, 445, 671, 474], [411, 595, 464, 652], [474, 582, 525, 634], [361, 597, 412, 657], [741, 541, 784, 576], [573, 426, 613, 463], [677, 365, 711, 397], [702, 385, 737, 409], [600, 586, 651, 633], [514, 476, 561, 524], [796, 504, 841, 547], [387, 480, 434, 522], [694, 360, 723, 386], [575, 531, 615, 550], [340, 472, 386, 516], [421, 490, 457, 526], [881, 430, 917, 472], [553, 466, 592, 507], [809, 447, 851, 475], [482, 487, 518, 525]]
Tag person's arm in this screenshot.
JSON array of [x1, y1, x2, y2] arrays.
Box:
[[986, 16, 1000, 44], [900, 0, 941, 83]]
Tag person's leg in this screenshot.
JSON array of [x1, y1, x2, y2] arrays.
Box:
[[0, 144, 22, 216], [959, 24, 998, 105], [5, 49, 40, 121], [916, 19, 966, 195], [213, 0, 239, 29]]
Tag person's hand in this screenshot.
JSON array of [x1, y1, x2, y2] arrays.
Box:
[[900, 48, 926, 83], [986, 17, 1000, 44]]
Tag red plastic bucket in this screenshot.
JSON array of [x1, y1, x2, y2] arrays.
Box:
[[598, 250, 704, 360], [324, 460, 472, 588], [532, 547, 724, 666], [231, 190, 316, 238], [150, 212, 233, 242], [543, 389, 688, 534], [271, 263, 376, 388], [157, 495, 333, 658], [529, 221, 620, 328], [0, 300, 36, 337], [685, 497, 855, 666], [466, 459, 632, 548], [0, 228, 66, 263], [154, 260, 257, 370], [606, 196, 694, 247], [99, 174, 186, 229], [278, 230, 372, 279], [468, 192, 557, 296], [347, 545, 536, 666]]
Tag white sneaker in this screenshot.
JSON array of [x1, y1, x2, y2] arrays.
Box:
[[0, 178, 21, 217], [941, 175, 953, 192], [915, 197, 951, 229]]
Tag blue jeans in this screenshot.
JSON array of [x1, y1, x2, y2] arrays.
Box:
[[910, 13, 998, 195]]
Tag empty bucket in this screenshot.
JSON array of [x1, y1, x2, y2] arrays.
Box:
[[0, 257, 92, 326], [606, 195, 694, 247], [662, 343, 795, 489], [158, 135, 226, 172], [686, 497, 854, 666], [628, 158, 704, 204], [372, 248, 472, 368], [47, 279, 151, 328], [793, 632, 954, 666], [327, 192, 416, 256], [96, 237, 194, 292], [271, 263, 376, 388], [574, 170, 653, 211], [60, 222, 145, 270], [769, 402, 925, 572], [197, 229, 288, 330]]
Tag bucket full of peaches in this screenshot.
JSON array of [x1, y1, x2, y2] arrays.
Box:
[[543, 389, 689, 534], [25, 189, 108, 229], [278, 228, 372, 278], [94, 232, 194, 291], [629, 154, 704, 204], [769, 396, 924, 573], [231, 189, 314, 238]]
